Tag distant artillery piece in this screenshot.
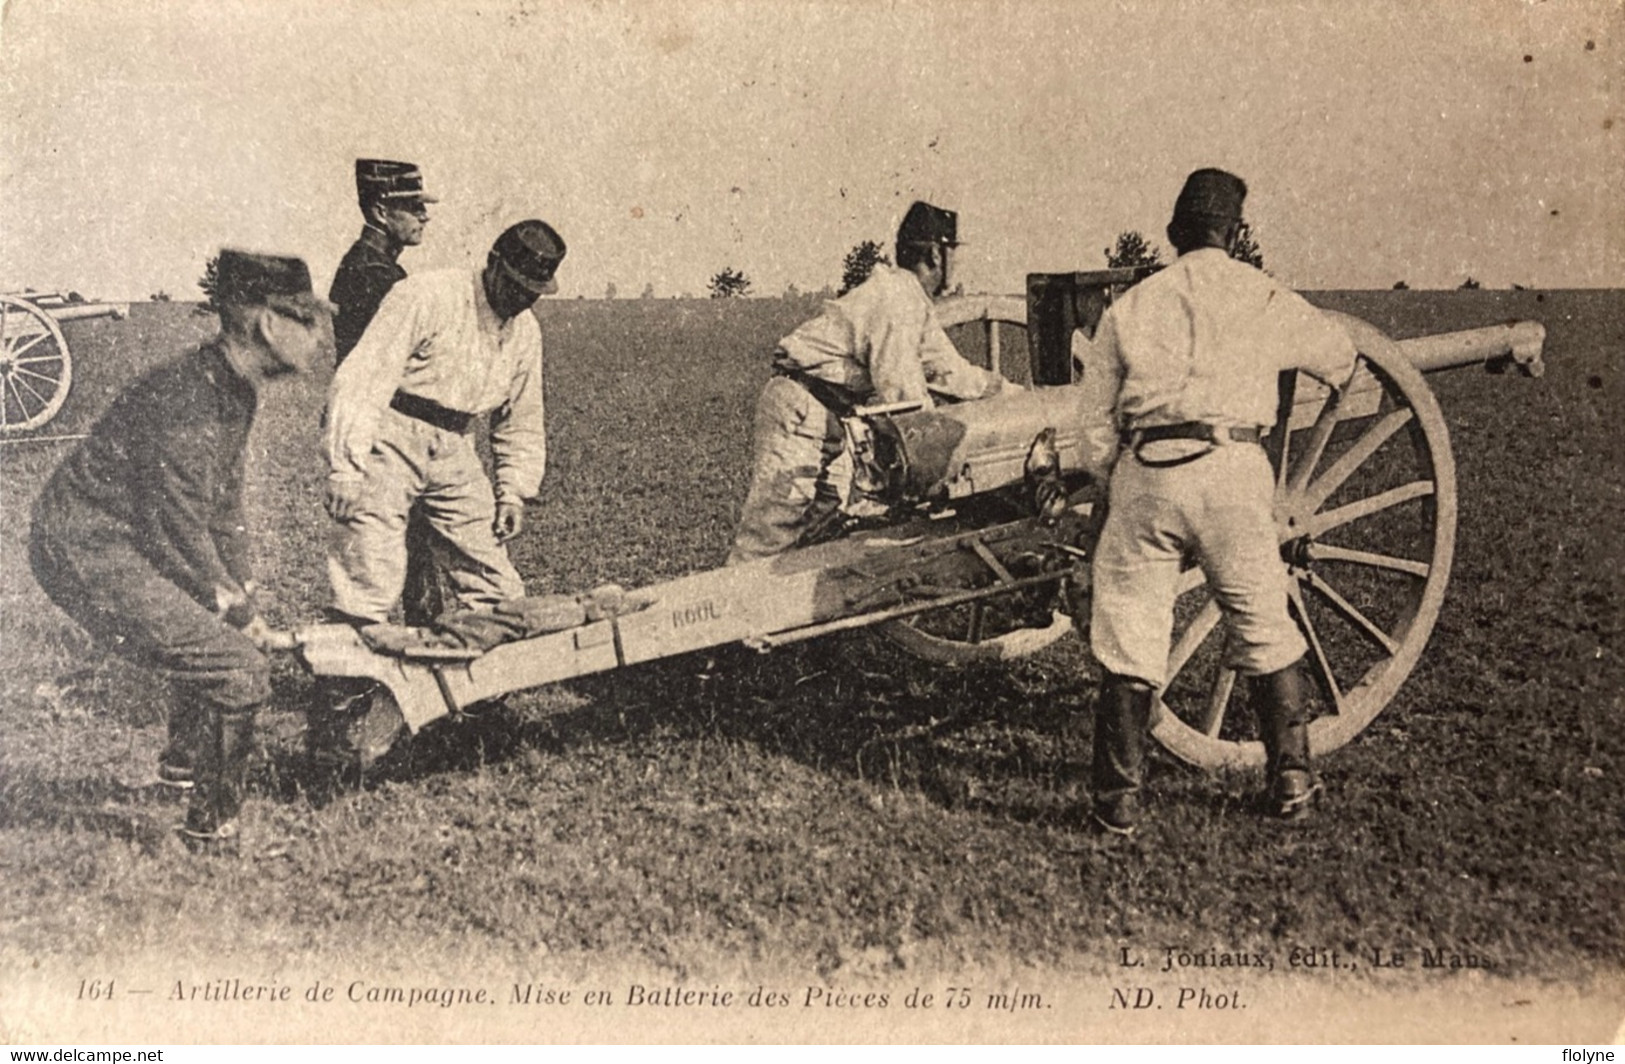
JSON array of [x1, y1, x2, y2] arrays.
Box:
[[299, 270, 1547, 772], [0, 291, 130, 435]]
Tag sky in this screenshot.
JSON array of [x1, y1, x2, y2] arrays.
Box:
[[0, 0, 1619, 302]]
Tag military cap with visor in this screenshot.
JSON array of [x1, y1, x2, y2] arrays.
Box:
[[1172, 168, 1247, 223], [897, 200, 961, 247], [214, 248, 335, 319], [355, 159, 439, 206], [492, 220, 567, 294]]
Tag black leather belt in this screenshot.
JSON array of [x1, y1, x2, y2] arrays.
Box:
[[1122, 422, 1265, 469], [390, 390, 474, 435], [1123, 422, 1263, 447], [772, 365, 859, 417]]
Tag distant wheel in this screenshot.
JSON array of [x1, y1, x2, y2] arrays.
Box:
[[0, 295, 72, 434], [1152, 313, 1457, 769], [879, 294, 1077, 664]]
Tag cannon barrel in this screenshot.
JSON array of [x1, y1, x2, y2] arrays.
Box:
[[43, 302, 130, 323], [864, 316, 1546, 502], [1394, 320, 1544, 378]]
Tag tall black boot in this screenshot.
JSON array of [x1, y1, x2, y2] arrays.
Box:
[[1250, 658, 1321, 819], [180, 706, 258, 854], [158, 694, 208, 790], [1090, 672, 1154, 836]]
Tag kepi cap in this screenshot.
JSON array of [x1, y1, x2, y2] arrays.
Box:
[[491, 220, 567, 294], [1173, 168, 1247, 223], [215, 248, 334, 318], [355, 159, 439, 205], [897, 201, 960, 247]]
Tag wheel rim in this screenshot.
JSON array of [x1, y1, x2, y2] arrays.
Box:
[[878, 293, 1078, 664], [1152, 312, 1457, 768], [0, 295, 73, 434]]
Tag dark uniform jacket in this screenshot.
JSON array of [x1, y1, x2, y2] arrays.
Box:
[[329, 232, 406, 364], [32, 342, 258, 611]]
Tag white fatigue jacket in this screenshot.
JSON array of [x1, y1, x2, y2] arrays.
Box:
[[324, 268, 546, 506], [1073, 248, 1357, 479], [775, 266, 1004, 406]]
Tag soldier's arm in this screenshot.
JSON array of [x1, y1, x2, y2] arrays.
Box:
[[134, 403, 246, 610], [1267, 287, 1358, 389], [1073, 311, 1126, 483], [865, 291, 934, 405], [489, 323, 547, 505], [323, 282, 425, 478], [209, 446, 254, 590], [917, 314, 1014, 401]]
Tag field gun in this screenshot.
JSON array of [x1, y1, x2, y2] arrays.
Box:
[[299, 270, 1546, 771], [2, 291, 130, 436]]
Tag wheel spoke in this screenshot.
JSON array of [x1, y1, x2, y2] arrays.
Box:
[[986, 319, 1002, 378], [4, 375, 31, 424], [13, 365, 64, 385], [1304, 480, 1434, 537], [10, 371, 50, 411], [1198, 667, 1237, 737], [7, 331, 53, 360], [1167, 595, 1221, 678], [965, 601, 985, 644], [1287, 380, 1353, 493], [1289, 583, 1345, 714], [1303, 570, 1401, 655], [1303, 406, 1414, 511], [1304, 542, 1430, 579]]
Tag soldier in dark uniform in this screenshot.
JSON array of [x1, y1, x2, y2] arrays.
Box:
[[30, 250, 334, 853], [329, 159, 435, 364], [328, 158, 446, 626]]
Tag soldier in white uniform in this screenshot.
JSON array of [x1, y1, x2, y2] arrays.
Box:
[[1072, 169, 1358, 834], [323, 220, 565, 624], [728, 201, 1013, 564]]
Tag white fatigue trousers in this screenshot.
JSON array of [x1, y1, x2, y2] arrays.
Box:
[[328, 408, 525, 623], [1089, 443, 1305, 687], [726, 376, 852, 565]]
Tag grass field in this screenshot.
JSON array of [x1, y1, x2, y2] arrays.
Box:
[[0, 290, 1620, 1041]]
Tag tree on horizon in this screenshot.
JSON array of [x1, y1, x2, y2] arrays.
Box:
[[198, 255, 220, 307], [1105, 231, 1164, 271], [1230, 221, 1265, 271], [708, 267, 751, 299], [839, 240, 889, 295]]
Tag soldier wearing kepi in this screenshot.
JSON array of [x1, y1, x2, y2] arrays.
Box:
[[1071, 169, 1358, 834], [727, 200, 1013, 564], [322, 220, 565, 626], [329, 158, 445, 626], [330, 159, 436, 365], [29, 250, 332, 852]]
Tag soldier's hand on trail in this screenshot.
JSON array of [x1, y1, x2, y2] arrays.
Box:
[[241, 614, 298, 652], [214, 583, 256, 629], [1034, 475, 1070, 524], [493, 500, 525, 542], [326, 474, 364, 522]]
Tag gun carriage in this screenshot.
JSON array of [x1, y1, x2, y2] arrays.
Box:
[[1, 292, 130, 434], [301, 269, 1545, 771]]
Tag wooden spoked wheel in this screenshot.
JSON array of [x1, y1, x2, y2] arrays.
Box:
[[878, 294, 1076, 665], [1151, 312, 1457, 768], [0, 295, 72, 434]]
